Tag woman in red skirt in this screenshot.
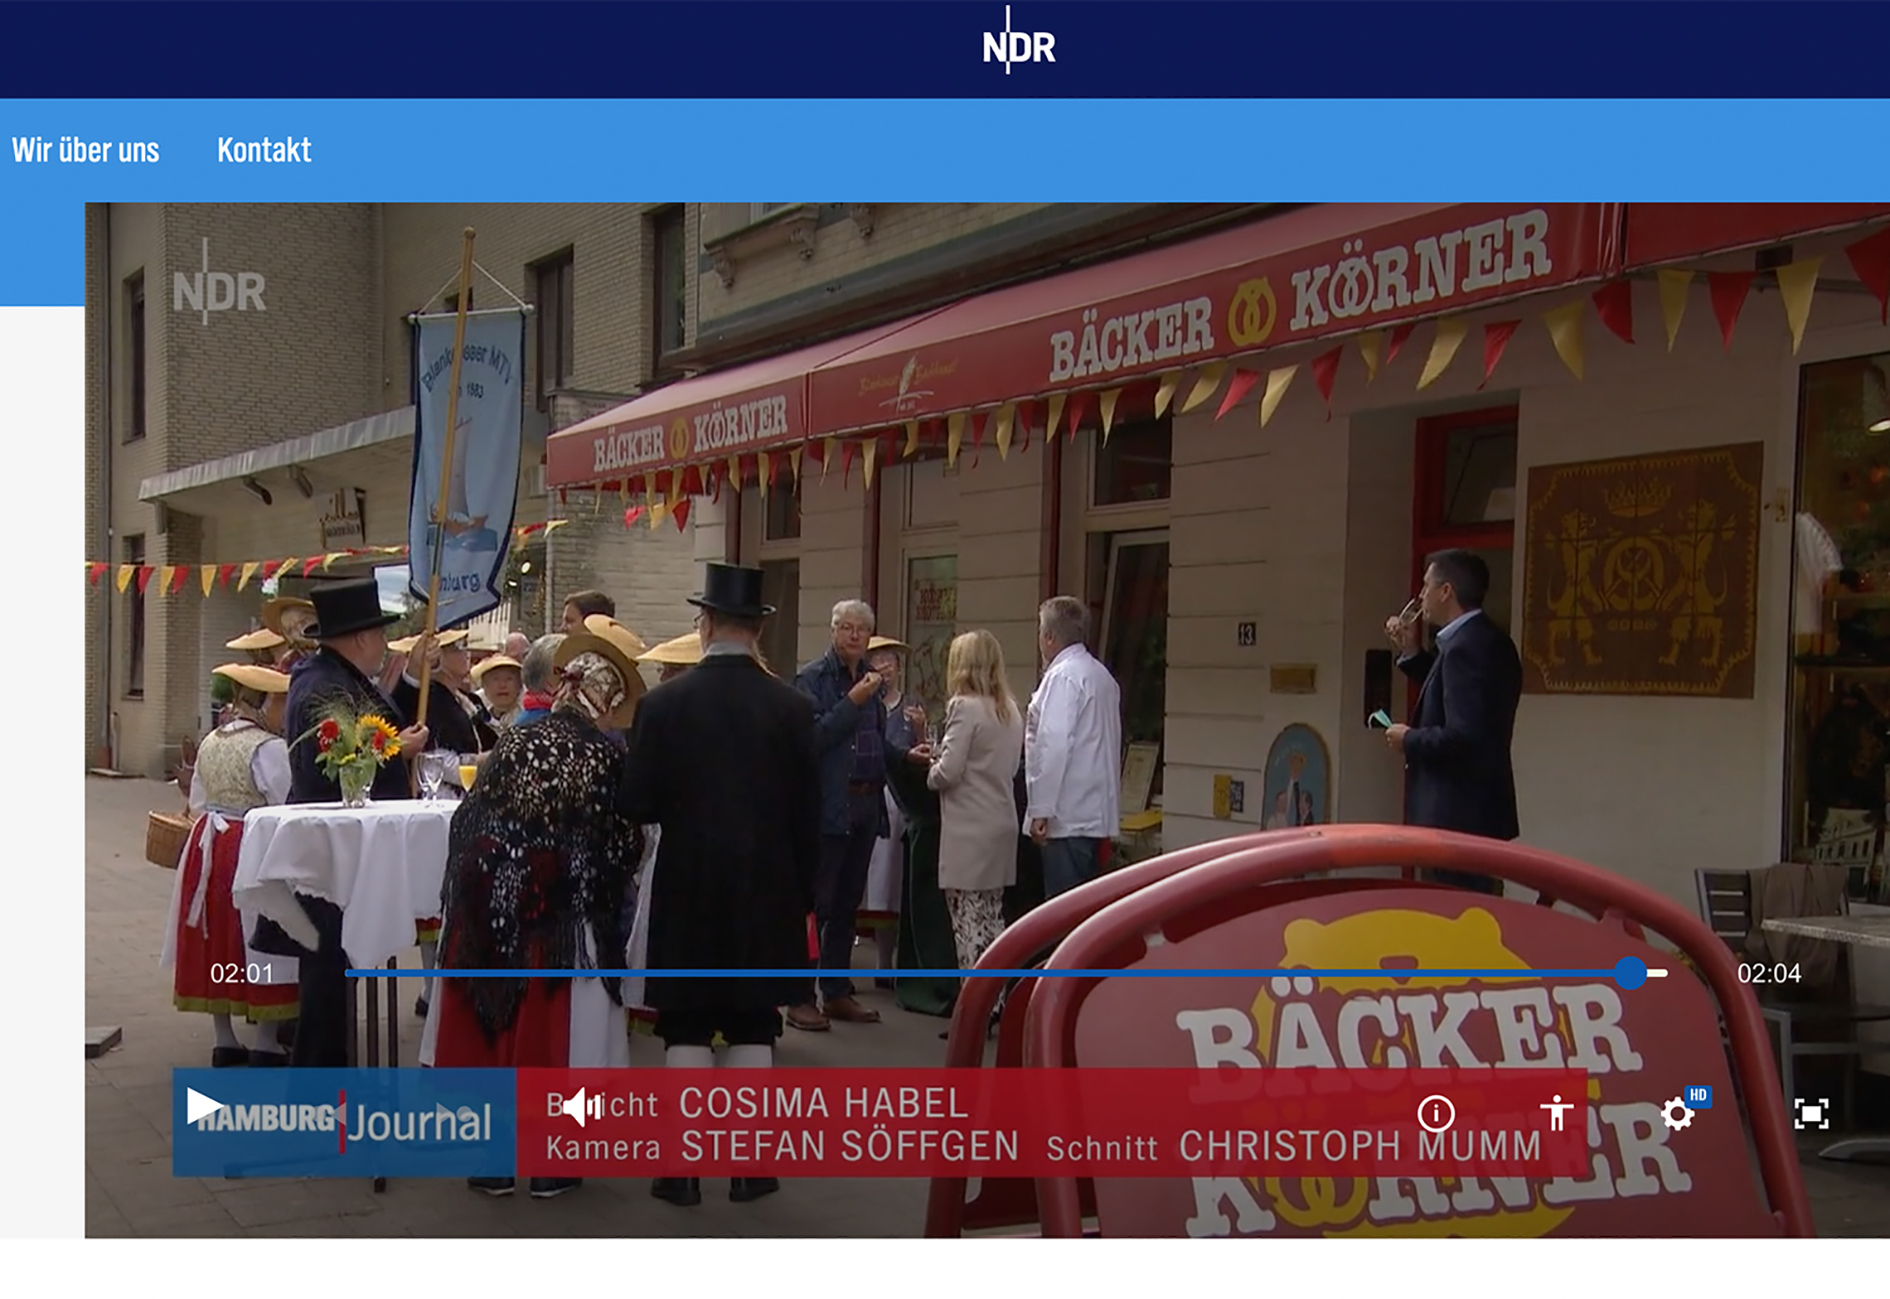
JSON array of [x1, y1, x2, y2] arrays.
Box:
[[160, 663, 299, 1066]]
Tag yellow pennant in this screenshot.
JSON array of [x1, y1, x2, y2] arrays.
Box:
[[1417, 319, 1467, 390], [822, 437, 837, 483], [1180, 361, 1226, 414], [1542, 300, 1585, 380], [1357, 330, 1384, 383], [1046, 392, 1067, 441], [1658, 269, 1693, 351], [903, 421, 920, 459], [1153, 371, 1180, 418], [758, 457, 771, 502], [648, 499, 666, 531], [666, 471, 683, 512], [946, 412, 966, 468], [1099, 388, 1122, 443], [157, 565, 176, 594], [995, 402, 1015, 460], [1776, 257, 1823, 355], [238, 561, 259, 591], [200, 566, 216, 597], [323, 553, 344, 571], [544, 518, 568, 535], [728, 454, 743, 496], [790, 444, 802, 490], [863, 438, 879, 488], [1260, 365, 1297, 427], [116, 564, 134, 593]]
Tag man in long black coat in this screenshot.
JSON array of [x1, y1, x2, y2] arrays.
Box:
[[619, 562, 821, 1208], [1384, 548, 1522, 895], [267, 579, 428, 1067]]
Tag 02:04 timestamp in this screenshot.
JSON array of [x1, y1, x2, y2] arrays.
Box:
[[1737, 963, 1801, 984]]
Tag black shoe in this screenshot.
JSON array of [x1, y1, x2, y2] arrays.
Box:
[[651, 1177, 701, 1206], [276, 1021, 297, 1050], [211, 1046, 249, 1068], [415, 996, 430, 1018], [730, 1177, 779, 1202], [248, 1050, 289, 1067], [467, 1177, 516, 1196], [529, 1178, 581, 1199]]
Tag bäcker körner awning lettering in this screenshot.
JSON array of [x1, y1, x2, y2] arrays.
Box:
[[1048, 297, 1216, 384], [593, 423, 668, 474], [692, 394, 789, 454]]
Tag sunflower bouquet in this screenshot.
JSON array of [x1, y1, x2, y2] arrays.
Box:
[[297, 698, 403, 806]]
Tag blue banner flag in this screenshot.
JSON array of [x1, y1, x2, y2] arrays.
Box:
[[408, 310, 527, 628], [172, 1068, 517, 1180]]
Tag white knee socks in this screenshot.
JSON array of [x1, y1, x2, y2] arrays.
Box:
[[665, 1045, 715, 1069], [253, 1019, 285, 1052], [725, 1044, 772, 1069], [211, 1013, 240, 1049]]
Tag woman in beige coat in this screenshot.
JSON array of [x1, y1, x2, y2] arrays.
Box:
[[926, 629, 1026, 974]]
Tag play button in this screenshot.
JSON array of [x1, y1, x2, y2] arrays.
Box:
[[186, 1088, 226, 1124]]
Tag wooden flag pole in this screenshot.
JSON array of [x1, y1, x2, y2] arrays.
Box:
[[409, 227, 476, 791]]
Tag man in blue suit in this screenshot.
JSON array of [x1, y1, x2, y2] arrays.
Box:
[[1384, 549, 1523, 895]]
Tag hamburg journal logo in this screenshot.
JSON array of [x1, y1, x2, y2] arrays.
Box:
[[172, 1069, 516, 1179], [983, 6, 1055, 73]]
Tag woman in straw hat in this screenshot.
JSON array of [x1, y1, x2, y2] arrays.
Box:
[[262, 596, 318, 672], [161, 663, 300, 1067], [862, 636, 920, 983], [390, 628, 499, 760], [429, 626, 646, 1200]]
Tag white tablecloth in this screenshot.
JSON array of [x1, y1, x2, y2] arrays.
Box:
[[231, 800, 457, 971]]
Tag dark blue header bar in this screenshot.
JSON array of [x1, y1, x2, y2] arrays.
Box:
[[5, 2, 1889, 100]]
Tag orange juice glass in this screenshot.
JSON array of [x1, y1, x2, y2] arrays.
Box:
[[459, 763, 478, 791]]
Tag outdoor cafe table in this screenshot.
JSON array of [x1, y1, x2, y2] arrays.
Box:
[[231, 798, 456, 1072], [1761, 912, 1890, 1163]]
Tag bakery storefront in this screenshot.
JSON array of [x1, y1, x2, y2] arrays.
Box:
[[545, 203, 1890, 917]]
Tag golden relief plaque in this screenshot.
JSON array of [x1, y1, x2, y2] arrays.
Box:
[[1521, 442, 1762, 697]]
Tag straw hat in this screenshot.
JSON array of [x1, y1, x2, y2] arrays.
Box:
[[553, 630, 646, 728], [261, 597, 317, 642], [471, 654, 522, 682], [210, 662, 291, 694], [387, 628, 468, 655], [867, 636, 907, 652], [583, 614, 649, 659], [226, 627, 285, 652], [637, 631, 704, 668]]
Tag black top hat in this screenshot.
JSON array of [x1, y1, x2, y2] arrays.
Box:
[[305, 578, 399, 640], [687, 563, 774, 619]]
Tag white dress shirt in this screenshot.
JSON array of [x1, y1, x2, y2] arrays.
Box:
[[1024, 643, 1122, 840]]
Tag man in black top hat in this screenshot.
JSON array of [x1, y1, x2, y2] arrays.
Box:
[[269, 578, 429, 1067], [619, 562, 821, 1207]]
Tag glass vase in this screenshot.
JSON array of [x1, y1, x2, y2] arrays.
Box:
[[338, 765, 374, 809]]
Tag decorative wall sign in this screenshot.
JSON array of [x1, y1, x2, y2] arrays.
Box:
[[1521, 441, 1762, 698], [1261, 723, 1329, 829]]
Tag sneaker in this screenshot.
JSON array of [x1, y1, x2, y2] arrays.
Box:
[[529, 1178, 582, 1199], [467, 1177, 516, 1196]]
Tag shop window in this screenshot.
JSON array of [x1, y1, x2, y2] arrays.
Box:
[[759, 559, 800, 676], [125, 271, 146, 442], [532, 249, 575, 410], [125, 534, 146, 697], [1086, 529, 1169, 798], [1093, 415, 1172, 506], [904, 554, 958, 720], [1412, 406, 1517, 636], [765, 480, 802, 541], [653, 206, 687, 364], [1787, 351, 1890, 897]]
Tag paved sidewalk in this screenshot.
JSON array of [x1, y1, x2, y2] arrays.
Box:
[[87, 775, 1890, 1238]]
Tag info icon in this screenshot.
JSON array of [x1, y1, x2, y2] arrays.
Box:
[[1683, 1085, 1712, 1110]]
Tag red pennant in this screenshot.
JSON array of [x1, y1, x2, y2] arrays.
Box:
[[841, 439, 859, 487], [623, 506, 644, 528], [301, 557, 323, 578], [136, 566, 156, 594], [169, 567, 190, 593], [1216, 368, 1261, 420], [708, 463, 725, 506], [1311, 345, 1344, 418], [969, 412, 985, 448], [769, 451, 785, 487], [626, 474, 645, 498], [216, 563, 236, 589], [1065, 391, 1091, 439], [1591, 280, 1635, 344], [1386, 322, 1417, 366], [681, 465, 704, 497], [87, 562, 107, 586], [672, 497, 691, 532], [654, 470, 673, 497], [261, 560, 285, 580], [1708, 271, 1755, 351], [1480, 320, 1521, 388], [1845, 226, 1890, 324]]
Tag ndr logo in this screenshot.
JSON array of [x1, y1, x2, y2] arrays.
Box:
[[174, 237, 265, 325], [983, 5, 1055, 72]]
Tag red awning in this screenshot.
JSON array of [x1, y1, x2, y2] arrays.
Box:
[[1622, 203, 1890, 269], [543, 315, 939, 489], [808, 203, 1622, 437]]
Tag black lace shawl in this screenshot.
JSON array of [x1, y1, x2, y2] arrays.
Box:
[[438, 708, 642, 1044]]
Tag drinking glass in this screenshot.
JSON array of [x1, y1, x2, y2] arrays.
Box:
[[1397, 595, 1423, 627], [417, 751, 448, 800]]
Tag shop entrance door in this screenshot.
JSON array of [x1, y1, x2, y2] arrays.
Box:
[[1408, 406, 1518, 680]]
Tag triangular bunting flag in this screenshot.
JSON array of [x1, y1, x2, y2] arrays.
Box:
[[1065, 390, 1090, 441], [822, 438, 837, 482], [863, 437, 879, 488], [1099, 388, 1122, 443], [1259, 366, 1296, 427], [995, 403, 1015, 460], [841, 439, 858, 488], [789, 445, 802, 490], [1844, 225, 1890, 323], [157, 565, 175, 594], [903, 421, 920, 459], [728, 454, 743, 496], [1216, 368, 1261, 420], [87, 562, 107, 586], [1658, 269, 1693, 351], [324, 553, 346, 571], [1707, 270, 1755, 351], [544, 518, 569, 535], [1776, 258, 1822, 355], [1417, 319, 1467, 390], [1386, 322, 1417, 367], [116, 565, 134, 593], [709, 462, 726, 506], [1181, 361, 1226, 415], [648, 496, 666, 531], [1046, 393, 1067, 442], [1480, 320, 1521, 388], [969, 410, 986, 450], [1543, 300, 1585, 380], [681, 465, 704, 498], [238, 562, 259, 591], [1357, 330, 1384, 383], [136, 566, 156, 595], [673, 496, 691, 532], [623, 506, 644, 529], [946, 412, 966, 468], [1592, 280, 1635, 345], [1016, 400, 1034, 454], [1153, 372, 1180, 418], [199, 566, 216, 596], [217, 563, 237, 589], [1311, 345, 1343, 418]]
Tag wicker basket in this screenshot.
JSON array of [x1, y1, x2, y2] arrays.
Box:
[[146, 812, 193, 870]]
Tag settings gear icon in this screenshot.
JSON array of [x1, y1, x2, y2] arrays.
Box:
[[1661, 1096, 1694, 1131]]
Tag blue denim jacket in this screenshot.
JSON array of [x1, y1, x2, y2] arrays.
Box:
[[795, 648, 904, 837]]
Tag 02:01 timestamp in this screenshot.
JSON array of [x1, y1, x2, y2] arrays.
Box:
[[209, 962, 274, 984], [1737, 963, 1801, 984]]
